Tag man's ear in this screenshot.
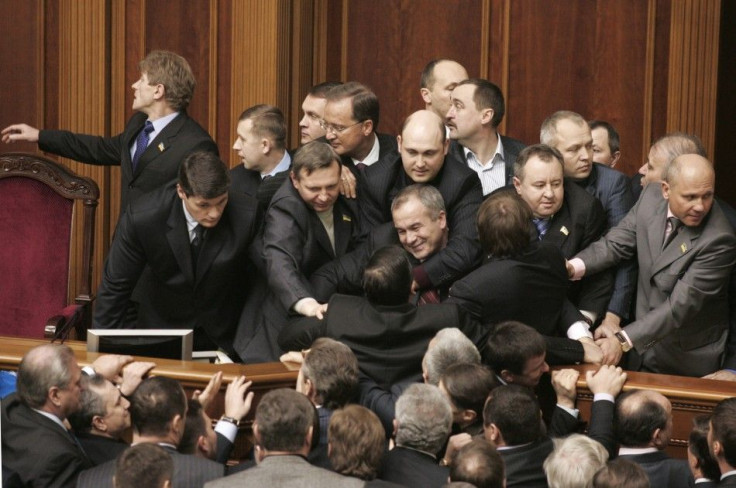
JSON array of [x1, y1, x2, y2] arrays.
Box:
[[361, 119, 374, 136], [480, 108, 494, 126], [651, 427, 666, 448], [485, 423, 501, 443], [611, 151, 621, 167], [420, 87, 431, 105], [661, 181, 670, 200], [397, 134, 403, 152], [153, 83, 165, 102], [512, 177, 522, 195], [305, 425, 314, 448], [261, 137, 272, 155], [48, 386, 63, 408], [460, 409, 477, 425], [197, 434, 213, 457], [171, 414, 185, 439], [392, 419, 399, 438], [500, 369, 515, 384], [91, 415, 108, 433], [176, 184, 187, 201]]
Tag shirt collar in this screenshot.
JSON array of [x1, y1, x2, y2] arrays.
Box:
[[463, 133, 505, 166], [352, 133, 380, 167], [263, 151, 291, 179], [32, 408, 67, 431], [181, 200, 198, 234], [148, 112, 180, 139], [618, 446, 659, 456]]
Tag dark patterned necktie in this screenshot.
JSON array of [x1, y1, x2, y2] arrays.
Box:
[[418, 288, 441, 305], [533, 218, 550, 240], [191, 224, 206, 268], [132, 121, 154, 171]]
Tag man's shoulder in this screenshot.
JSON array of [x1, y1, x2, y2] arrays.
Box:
[[563, 179, 604, 217], [376, 131, 398, 155], [592, 162, 630, 187], [364, 151, 402, 183], [208, 455, 359, 487], [500, 134, 527, 153]]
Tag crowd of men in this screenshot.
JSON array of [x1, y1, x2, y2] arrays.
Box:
[[2, 51, 736, 486]]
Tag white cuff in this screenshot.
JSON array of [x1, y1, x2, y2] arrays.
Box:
[[557, 404, 579, 418], [569, 257, 586, 280], [215, 420, 237, 443], [82, 366, 96, 377], [593, 393, 615, 403], [567, 321, 593, 340]]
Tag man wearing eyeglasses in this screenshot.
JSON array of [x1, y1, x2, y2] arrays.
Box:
[[321, 82, 397, 177]]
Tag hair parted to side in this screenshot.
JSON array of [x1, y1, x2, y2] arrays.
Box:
[[302, 338, 359, 409], [456, 78, 506, 128], [362, 245, 413, 306], [328, 405, 386, 480], [483, 384, 542, 445], [255, 388, 314, 452], [477, 191, 532, 258], [513, 143, 565, 180], [139, 50, 196, 111], [440, 363, 499, 420], [309, 81, 343, 98], [291, 141, 341, 180], [177, 151, 230, 199]]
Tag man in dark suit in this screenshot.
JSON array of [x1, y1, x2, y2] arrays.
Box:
[[230, 104, 291, 210], [1, 344, 92, 487], [615, 389, 694, 488], [542, 111, 636, 331], [709, 398, 736, 486], [93, 151, 261, 355], [1, 50, 218, 216], [511, 144, 612, 328], [446, 78, 526, 196], [420, 59, 468, 122], [379, 384, 453, 488], [446, 190, 602, 366], [114, 444, 173, 488], [235, 141, 361, 362], [206, 389, 363, 488], [360, 110, 482, 292], [569, 154, 736, 376], [280, 245, 487, 388], [77, 377, 224, 488]]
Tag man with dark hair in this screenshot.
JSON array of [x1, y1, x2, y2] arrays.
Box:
[[78, 376, 225, 487], [238, 141, 360, 362], [93, 150, 261, 355], [299, 81, 343, 145], [113, 444, 173, 488], [360, 110, 483, 292], [447, 191, 601, 366], [569, 154, 736, 376], [542, 111, 636, 336], [297, 338, 359, 467], [593, 458, 651, 488], [321, 81, 396, 174], [380, 384, 453, 488], [483, 321, 552, 388], [207, 388, 363, 487], [2, 50, 218, 216], [708, 397, 736, 486], [614, 389, 692, 488], [439, 363, 499, 437], [449, 439, 505, 488], [280, 245, 486, 389], [420, 59, 469, 121], [688, 415, 720, 486], [512, 143, 612, 331], [589, 120, 621, 168], [230, 104, 291, 208], [446, 78, 526, 196]]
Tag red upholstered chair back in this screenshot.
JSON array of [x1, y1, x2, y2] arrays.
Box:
[[0, 153, 99, 338]]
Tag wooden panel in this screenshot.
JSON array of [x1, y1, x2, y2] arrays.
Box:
[[714, 0, 736, 206]]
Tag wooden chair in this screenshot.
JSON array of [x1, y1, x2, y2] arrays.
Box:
[[0, 152, 99, 340]]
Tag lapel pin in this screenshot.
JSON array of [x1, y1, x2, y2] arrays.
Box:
[[560, 226, 569, 236], [342, 215, 352, 222], [158, 142, 165, 152], [680, 243, 687, 253]]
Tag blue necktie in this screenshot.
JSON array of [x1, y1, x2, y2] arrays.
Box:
[[132, 121, 154, 171], [533, 218, 550, 240]]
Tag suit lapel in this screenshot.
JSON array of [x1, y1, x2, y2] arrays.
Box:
[[166, 200, 195, 283], [134, 113, 185, 178], [194, 212, 228, 285], [312, 210, 336, 259], [651, 223, 698, 275], [332, 200, 354, 256], [544, 204, 572, 250]]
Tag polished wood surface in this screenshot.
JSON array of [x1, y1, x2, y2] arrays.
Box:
[[555, 364, 736, 459]]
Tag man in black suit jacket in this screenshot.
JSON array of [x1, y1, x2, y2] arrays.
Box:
[[93, 151, 261, 355], [447, 78, 526, 196], [235, 142, 361, 362], [230, 104, 291, 210], [77, 377, 224, 488], [280, 245, 487, 389], [379, 384, 453, 488], [1, 50, 218, 216], [1, 344, 92, 488], [708, 398, 736, 486], [615, 389, 693, 488], [542, 111, 636, 331], [511, 144, 612, 326], [360, 110, 482, 291]]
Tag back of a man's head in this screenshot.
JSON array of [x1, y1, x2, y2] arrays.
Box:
[[440, 363, 499, 423], [484, 321, 546, 378], [16, 343, 75, 410], [138, 50, 195, 112], [483, 384, 542, 446], [711, 397, 736, 470], [395, 383, 452, 455], [450, 439, 505, 488], [593, 458, 650, 488], [689, 414, 721, 481], [544, 434, 608, 488], [477, 191, 533, 258], [130, 377, 186, 438], [114, 443, 173, 488], [423, 328, 481, 385], [178, 399, 213, 457], [362, 245, 413, 306], [301, 338, 359, 409], [255, 388, 314, 453], [328, 405, 386, 480], [614, 389, 670, 449], [177, 150, 230, 199], [68, 374, 109, 433]]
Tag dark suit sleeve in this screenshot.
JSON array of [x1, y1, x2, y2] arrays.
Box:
[[93, 207, 147, 328], [723, 266, 736, 370], [416, 175, 483, 287], [586, 399, 616, 459], [544, 337, 585, 365], [39, 129, 128, 166], [549, 406, 580, 437], [577, 197, 615, 321], [215, 433, 234, 465], [277, 315, 327, 351], [358, 374, 414, 437]]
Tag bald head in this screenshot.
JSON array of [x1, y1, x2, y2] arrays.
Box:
[[398, 110, 450, 183], [616, 390, 672, 449], [661, 154, 715, 227]]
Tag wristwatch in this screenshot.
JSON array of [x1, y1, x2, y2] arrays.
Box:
[[220, 415, 240, 427], [614, 331, 632, 353]]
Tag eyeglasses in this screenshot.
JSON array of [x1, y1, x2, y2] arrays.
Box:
[[319, 119, 364, 135]]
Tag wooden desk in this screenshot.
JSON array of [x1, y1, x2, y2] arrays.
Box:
[[555, 365, 736, 459], [0, 336, 299, 459]]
